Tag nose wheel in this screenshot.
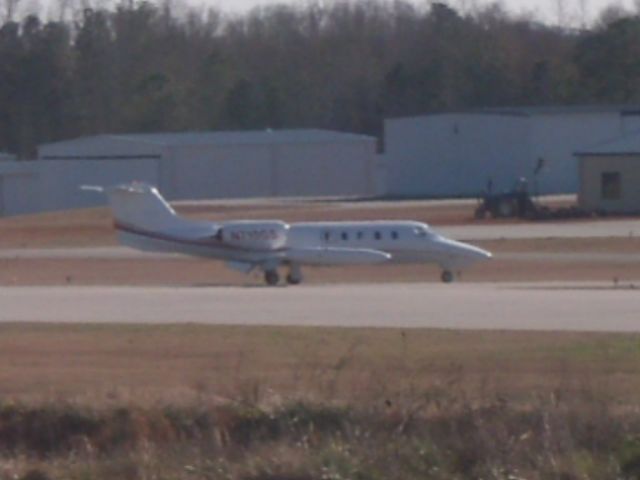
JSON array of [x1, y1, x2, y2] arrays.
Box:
[[441, 270, 454, 283]]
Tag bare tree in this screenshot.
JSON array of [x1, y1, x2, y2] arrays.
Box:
[[555, 0, 566, 26], [577, 0, 589, 28], [1, 0, 21, 22]]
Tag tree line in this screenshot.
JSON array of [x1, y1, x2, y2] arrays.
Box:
[[1, 0, 640, 157]]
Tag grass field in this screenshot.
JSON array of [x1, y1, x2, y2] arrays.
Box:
[[3, 324, 640, 479]]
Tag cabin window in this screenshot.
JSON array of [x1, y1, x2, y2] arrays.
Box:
[[323, 231, 331, 241], [601, 172, 621, 200], [356, 231, 364, 240], [341, 232, 349, 241], [374, 231, 382, 240], [391, 231, 399, 240]]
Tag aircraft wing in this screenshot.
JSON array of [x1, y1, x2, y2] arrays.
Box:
[[284, 247, 391, 266]]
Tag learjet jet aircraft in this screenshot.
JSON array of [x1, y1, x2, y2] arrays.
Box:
[[86, 182, 491, 285]]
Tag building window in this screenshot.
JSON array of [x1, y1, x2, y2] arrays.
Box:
[[601, 172, 621, 200], [341, 232, 348, 241], [374, 231, 381, 240]]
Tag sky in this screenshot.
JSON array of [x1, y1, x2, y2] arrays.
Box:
[[210, 0, 638, 26]]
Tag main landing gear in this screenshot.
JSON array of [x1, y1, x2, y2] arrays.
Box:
[[263, 266, 303, 286], [286, 265, 303, 285], [264, 270, 279, 286], [441, 270, 454, 283]]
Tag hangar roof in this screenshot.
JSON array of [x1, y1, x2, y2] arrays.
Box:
[[478, 104, 640, 117], [387, 104, 640, 121], [117, 129, 373, 145], [576, 131, 640, 156], [41, 129, 374, 150]]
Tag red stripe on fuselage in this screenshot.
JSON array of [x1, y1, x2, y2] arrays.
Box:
[[113, 220, 286, 254]]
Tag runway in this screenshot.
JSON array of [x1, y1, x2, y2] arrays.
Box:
[[1, 283, 638, 331]]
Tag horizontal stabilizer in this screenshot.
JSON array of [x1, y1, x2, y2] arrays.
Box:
[[80, 185, 105, 193], [286, 247, 391, 266]]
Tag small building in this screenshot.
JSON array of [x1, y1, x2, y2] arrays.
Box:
[[576, 133, 640, 213], [37, 129, 380, 203], [384, 105, 640, 197]]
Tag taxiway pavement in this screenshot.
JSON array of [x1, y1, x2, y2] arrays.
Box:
[[0, 283, 637, 332]]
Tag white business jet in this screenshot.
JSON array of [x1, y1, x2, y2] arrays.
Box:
[[85, 182, 491, 285]]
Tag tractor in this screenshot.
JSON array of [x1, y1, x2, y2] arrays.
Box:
[[475, 177, 540, 219]]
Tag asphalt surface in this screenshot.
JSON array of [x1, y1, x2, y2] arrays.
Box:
[[0, 283, 637, 331], [439, 219, 640, 240]]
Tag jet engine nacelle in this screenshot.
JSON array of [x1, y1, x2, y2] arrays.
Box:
[[220, 221, 289, 251]]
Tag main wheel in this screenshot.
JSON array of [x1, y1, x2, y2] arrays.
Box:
[[441, 270, 454, 283], [264, 270, 279, 286], [286, 265, 303, 285]]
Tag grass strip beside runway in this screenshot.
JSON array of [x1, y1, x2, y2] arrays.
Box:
[[2, 324, 640, 478]]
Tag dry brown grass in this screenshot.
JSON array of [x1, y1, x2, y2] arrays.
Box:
[[0, 324, 640, 479], [0, 324, 638, 405]]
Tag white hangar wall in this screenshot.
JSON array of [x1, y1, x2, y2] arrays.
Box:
[[0, 162, 39, 216], [385, 107, 640, 197], [37, 130, 378, 205], [161, 144, 273, 199], [385, 113, 531, 197], [0, 129, 379, 217], [0, 159, 160, 215], [160, 136, 377, 200], [528, 111, 624, 193], [35, 159, 160, 212], [273, 142, 373, 197]]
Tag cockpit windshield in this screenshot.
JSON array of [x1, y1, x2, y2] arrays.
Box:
[[414, 226, 430, 237]]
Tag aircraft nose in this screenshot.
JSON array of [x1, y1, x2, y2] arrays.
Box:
[[465, 244, 492, 260], [443, 239, 492, 261]]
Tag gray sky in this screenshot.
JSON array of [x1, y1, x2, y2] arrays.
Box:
[[211, 0, 637, 26]]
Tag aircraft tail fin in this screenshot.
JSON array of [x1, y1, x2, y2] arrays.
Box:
[[83, 182, 181, 231]]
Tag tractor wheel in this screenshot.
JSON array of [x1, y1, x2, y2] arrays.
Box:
[[497, 199, 516, 218]]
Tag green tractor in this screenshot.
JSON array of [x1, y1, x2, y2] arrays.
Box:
[[475, 177, 540, 219]]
